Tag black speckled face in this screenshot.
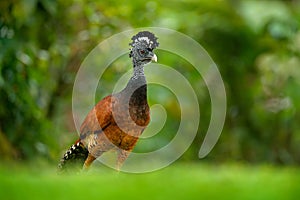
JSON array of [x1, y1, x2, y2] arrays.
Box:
[[129, 31, 159, 66]]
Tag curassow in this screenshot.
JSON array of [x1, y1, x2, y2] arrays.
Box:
[[58, 31, 159, 173]]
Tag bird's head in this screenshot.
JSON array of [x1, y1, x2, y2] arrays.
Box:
[[129, 31, 159, 66]]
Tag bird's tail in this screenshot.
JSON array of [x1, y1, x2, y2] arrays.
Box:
[[57, 140, 89, 174]]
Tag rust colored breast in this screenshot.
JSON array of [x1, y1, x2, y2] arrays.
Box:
[[79, 82, 151, 155]]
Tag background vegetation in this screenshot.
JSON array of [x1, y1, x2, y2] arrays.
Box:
[[1, 0, 300, 169], [1, 163, 300, 200]]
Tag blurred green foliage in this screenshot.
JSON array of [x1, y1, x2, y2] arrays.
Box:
[[0, 0, 300, 165], [1, 163, 300, 200]]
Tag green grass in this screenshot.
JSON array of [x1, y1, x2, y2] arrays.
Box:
[[0, 163, 299, 200]]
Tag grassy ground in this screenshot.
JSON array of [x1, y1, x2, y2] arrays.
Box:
[[0, 162, 299, 200]]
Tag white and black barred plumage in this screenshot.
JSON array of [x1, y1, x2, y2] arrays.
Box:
[[57, 141, 89, 173]]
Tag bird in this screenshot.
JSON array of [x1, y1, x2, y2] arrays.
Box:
[[58, 31, 159, 173]]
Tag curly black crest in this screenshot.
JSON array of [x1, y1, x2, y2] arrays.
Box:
[[129, 31, 159, 49]]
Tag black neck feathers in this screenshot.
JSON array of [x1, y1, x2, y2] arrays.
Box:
[[121, 64, 147, 106]]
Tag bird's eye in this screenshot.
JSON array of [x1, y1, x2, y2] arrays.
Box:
[[140, 50, 145, 54]]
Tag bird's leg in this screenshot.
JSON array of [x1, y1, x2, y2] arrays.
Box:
[[116, 149, 130, 171], [83, 153, 96, 170]]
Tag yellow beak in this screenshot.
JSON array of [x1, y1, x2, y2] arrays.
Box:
[[151, 54, 157, 62]]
